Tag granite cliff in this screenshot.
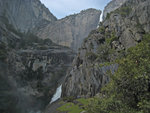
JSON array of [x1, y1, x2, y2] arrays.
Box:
[[62, 0, 150, 98], [36, 9, 101, 51], [0, 0, 57, 32]]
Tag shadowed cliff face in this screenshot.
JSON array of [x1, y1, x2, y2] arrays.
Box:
[[0, 14, 75, 113], [62, 0, 150, 98], [0, 0, 57, 32], [36, 9, 101, 51]]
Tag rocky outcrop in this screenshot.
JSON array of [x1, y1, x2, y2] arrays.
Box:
[[103, 0, 127, 20], [62, 0, 150, 98], [0, 0, 57, 32], [36, 9, 101, 51]]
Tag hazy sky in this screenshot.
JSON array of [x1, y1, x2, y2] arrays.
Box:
[[40, 0, 111, 19]]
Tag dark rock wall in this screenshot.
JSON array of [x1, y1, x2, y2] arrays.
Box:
[[0, 18, 75, 113]]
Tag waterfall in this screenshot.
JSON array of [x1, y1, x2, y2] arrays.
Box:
[[97, 10, 104, 28], [100, 10, 104, 22], [50, 85, 62, 104]]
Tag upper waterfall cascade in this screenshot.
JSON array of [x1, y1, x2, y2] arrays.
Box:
[[97, 10, 103, 28]]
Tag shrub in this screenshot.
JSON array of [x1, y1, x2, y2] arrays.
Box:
[[106, 13, 111, 19], [63, 96, 75, 102], [98, 26, 105, 33], [115, 6, 132, 17], [105, 32, 118, 44], [85, 52, 98, 61]]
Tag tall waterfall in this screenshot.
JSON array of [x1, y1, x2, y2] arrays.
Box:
[[97, 10, 103, 28], [50, 85, 62, 104], [100, 10, 104, 22]]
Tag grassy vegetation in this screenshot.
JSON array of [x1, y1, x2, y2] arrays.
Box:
[[58, 102, 83, 113], [58, 98, 92, 113]]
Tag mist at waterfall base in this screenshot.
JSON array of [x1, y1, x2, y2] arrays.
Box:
[[50, 85, 62, 104]]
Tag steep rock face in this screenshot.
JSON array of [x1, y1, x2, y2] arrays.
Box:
[[0, 0, 57, 32], [36, 9, 101, 51], [62, 30, 119, 98], [0, 22, 75, 113], [62, 0, 150, 98], [103, 0, 127, 20]]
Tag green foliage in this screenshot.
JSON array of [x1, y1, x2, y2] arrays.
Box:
[[86, 52, 98, 61], [106, 32, 118, 44], [76, 98, 91, 106], [97, 43, 115, 62], [58, 102, 83, 113], [97, 44, 110, 60], [86, 33, 150, 113], [115, 6, 132, 17], [106, 13, 111, 20], [63, 96, 75, 102], [99, 62, 114, 68], [105, 6, 132, 20], [98, 26, 105, 33], [58, 98, 92, 113]]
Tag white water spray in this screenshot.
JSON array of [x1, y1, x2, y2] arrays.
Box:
[[50, 85, 62, 104]]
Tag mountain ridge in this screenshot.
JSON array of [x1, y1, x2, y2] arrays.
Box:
[[35, 8, 101, 51]]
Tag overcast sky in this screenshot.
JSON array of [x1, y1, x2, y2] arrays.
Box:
[[40, 0, 111, 19]]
